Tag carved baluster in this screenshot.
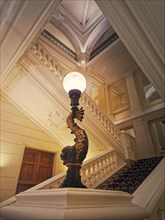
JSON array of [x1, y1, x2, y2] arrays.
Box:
[[91, 104, 95, 113], [101, 115, 104, 123], [104, 155, 109, 174], [93, 107, 97, 116], [86, 166, 92, 187], [111, 125, 114, 135], [96, 160, 101, 180], [49, 59, 54, 72], [98, 112, 102, 120], [104, 119, 108, 128], [109, 153, 114, 171], [81, 167, 87, 186], [40, 49, 46, 62], [91, 162, 97, 184], [112, 151, 117, 169], [35, 43, 42, 57], [107, 153, 112, 173], [101, 157, 105, 178], [108, 123, 111, 132], [103, 156, 107, 175], [116, 130, 120, 142], [90, 163, 94, 185], [114, 129, 117, 138], [107, 123, 111, 132], [100, 158, 105, 178]]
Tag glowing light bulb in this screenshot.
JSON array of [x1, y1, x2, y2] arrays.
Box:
[[63, 72, 86, 93]]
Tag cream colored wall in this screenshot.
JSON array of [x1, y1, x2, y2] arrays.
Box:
[[105, 69, 165, 159], [0, 94, 64, 202]]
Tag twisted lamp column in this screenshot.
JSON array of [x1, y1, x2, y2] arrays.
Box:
[[60, 72, 88, 188]]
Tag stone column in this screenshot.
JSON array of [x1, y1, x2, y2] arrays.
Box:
[[133, 118, 155, 159], [125, 72, 141, 116], [120, 131, 136, 161]]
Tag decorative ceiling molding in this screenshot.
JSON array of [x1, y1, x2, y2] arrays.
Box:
[[41, 29, 77, 60], [50, 4, 110, 54], [89, 32, 119, 60], [40, 28, 118, 63], [60, 0, 101, 30], [29, 40, 67, 80]]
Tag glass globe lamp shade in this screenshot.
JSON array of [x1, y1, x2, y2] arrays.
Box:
[[63, 72, 86, 93]]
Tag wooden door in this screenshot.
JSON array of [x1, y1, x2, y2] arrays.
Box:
[[16, 148, 54, 193]]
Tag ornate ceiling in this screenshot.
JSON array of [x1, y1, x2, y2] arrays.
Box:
[[61, 0, 100, 26]]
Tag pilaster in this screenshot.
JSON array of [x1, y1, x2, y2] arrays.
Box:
[[133, 118, 155, 159], [125, 71, 141, 115], [120, 132, 136, 160]]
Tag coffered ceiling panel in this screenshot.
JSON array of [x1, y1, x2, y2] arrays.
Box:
[[61, 0, 100, 26]]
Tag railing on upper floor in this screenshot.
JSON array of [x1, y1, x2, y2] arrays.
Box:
[[28, 41, 139, 160], [28, 41, 125, 155], [81, 94, 121, 144]]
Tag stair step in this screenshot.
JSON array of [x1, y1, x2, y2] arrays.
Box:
[[97, 156, 164, 194]]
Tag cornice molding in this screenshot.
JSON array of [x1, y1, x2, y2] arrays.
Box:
[[41, 29, 78, 61]]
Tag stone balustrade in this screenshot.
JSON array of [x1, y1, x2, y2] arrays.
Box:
[[29, 41, 124, 153], [39, 150, 126, 190], [81, 94, 121, 143], [29, 41, 65, 80]]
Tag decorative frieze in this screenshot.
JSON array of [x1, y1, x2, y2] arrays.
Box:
[[41, 29, 77, 60], [90, 32, 119, 60]]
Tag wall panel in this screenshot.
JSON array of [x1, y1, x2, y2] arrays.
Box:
[[0, 95, 63, 202]]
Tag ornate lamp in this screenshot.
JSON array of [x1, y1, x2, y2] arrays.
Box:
[[63, 71, 86, 108], [60, 72, 88, 188]]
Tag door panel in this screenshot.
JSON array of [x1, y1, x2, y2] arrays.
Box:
[[19, 163, 36, 182], [16, 148, 54, 193]]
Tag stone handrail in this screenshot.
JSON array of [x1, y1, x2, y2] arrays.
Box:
[[81, 149, 125, 189], [26, 149, 126, 191], [120, 132, 137, 160], [23, 150, 126, 191], [81, 94, 121, 143], [29, 41, 123, 149]]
